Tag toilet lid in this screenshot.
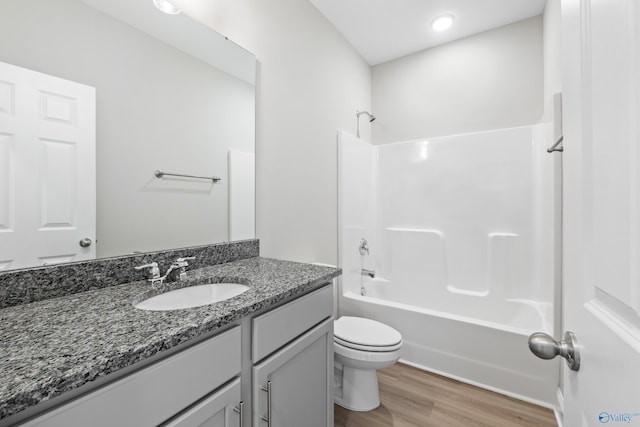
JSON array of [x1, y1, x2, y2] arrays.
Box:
[[334, 316, 402, 349]]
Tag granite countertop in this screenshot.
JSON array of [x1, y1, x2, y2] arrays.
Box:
[[0, 257, 340, 421]]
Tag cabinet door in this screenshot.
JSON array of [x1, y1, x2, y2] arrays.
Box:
[[253, 318, 333, 427], [163, 378, 242, 427]]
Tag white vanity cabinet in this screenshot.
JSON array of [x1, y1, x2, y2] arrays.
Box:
[[251, 285, 334, 427]]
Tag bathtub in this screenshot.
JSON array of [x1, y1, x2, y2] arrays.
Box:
[[339, 284, 559, 407], [337, 125, 562, 408]]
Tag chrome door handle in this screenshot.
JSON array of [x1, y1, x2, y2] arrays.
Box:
[[260, 381, 271, 426], [79, 238, 92, 248], [233, 401, 244, 427], [528, 331, 580, 371]]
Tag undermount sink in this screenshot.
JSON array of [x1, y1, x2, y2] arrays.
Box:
[[135, 283, 250, 311]]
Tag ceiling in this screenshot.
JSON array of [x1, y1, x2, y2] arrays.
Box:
[[309, 0, 547, 65]]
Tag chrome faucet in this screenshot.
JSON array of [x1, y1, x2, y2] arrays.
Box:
[[134, 262, 164, 287], [135, 256, 196, 286], [361, 268, 375, 278], [359, 238, 370, 255], [164, 257, 196, 282]]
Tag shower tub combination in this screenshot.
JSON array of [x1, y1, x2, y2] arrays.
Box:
[[337, 125, 561, 407]]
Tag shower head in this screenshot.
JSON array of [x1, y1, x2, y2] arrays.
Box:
[[356, 110, 376, 138], [357, 110, 376, 122]]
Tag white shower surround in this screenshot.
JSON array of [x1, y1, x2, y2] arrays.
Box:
[[337, 126, 560, 407]]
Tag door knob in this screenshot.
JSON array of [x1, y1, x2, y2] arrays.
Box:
[[79, 238, 92, 248], [528, 331, 580, 371]]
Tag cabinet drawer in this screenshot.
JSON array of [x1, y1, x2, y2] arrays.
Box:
[[23, 326, 241, 427], [252, 284, 332, 362]]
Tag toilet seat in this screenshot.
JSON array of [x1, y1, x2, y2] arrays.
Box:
[[335, 336, 402, 352], [334, 316, 402, 352]]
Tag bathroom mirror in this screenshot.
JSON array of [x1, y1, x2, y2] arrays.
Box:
[[0, 0, 255, 270]]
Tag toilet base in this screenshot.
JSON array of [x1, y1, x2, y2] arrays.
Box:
[[335, 365, 381, 411]]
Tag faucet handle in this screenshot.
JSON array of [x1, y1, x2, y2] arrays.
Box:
[[174, 256, 195, 267], [167, 257, 195, 282], [134, 262, 161, 279]]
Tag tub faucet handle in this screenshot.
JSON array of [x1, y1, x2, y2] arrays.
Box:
[[359, 238, 370, 255]]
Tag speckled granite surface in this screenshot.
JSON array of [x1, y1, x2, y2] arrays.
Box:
[[0, 257, 340, 421], [0, 239, 259, 309]]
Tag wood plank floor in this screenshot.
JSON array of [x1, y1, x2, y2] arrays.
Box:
[[334, 363, 558, 427]]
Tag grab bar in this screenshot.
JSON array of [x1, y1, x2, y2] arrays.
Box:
[[154, 170, 221, 183], [547, 135, 564, 153]]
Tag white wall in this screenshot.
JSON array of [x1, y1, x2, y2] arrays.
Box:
[[171, 2, 548, 264], [172, 0, 372, 264], [371, 16, 544, 144], [543, 0, 562, 103]]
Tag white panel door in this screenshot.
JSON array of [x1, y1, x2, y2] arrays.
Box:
[[563, 0, 640, 425], [0, 61, 95, 270]]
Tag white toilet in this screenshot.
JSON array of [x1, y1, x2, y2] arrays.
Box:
[[333, 316, 403, 411]]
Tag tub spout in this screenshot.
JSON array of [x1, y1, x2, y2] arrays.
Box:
[[361, 268, 375, 278]]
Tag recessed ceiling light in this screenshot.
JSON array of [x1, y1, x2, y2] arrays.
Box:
[[432, 14, 454, 32], [153, 0, 181, 15]]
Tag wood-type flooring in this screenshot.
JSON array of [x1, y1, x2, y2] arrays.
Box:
[[334, 362, 558, 427]]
